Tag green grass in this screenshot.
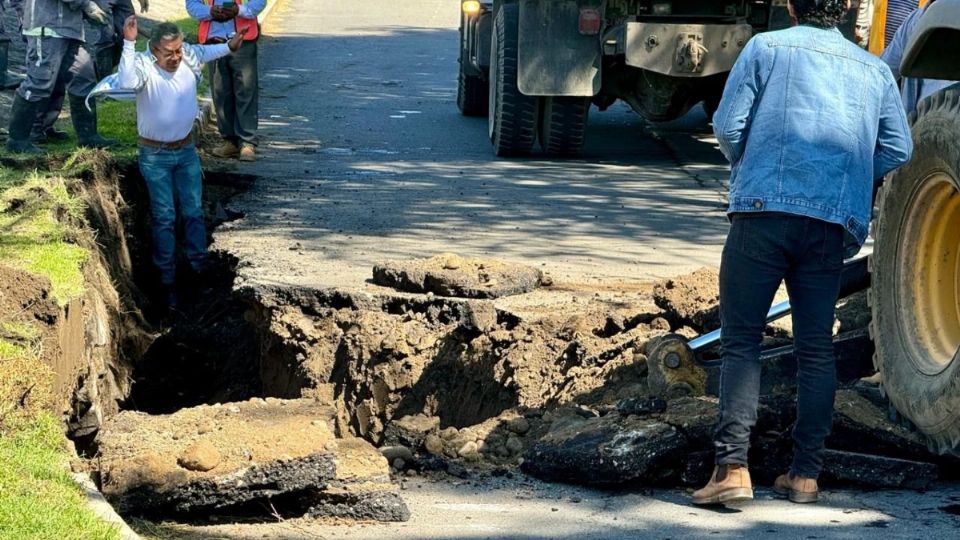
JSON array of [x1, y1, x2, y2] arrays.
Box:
[[0, 413, 120, 540], [0, 174, 89, 305]]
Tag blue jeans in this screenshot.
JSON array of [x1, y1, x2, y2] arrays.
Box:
[[138, 144, 207, 286], [715, 213, 844, 478]]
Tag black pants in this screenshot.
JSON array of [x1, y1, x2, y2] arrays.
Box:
[[714, 213, 844, 478]]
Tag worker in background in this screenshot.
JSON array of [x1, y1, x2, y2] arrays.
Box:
[[854, 0, 873, 47], [867, 0, 929, 54], [93, 0, 147, 79], [186, 0, 265, 162], [692, 0, 912, 506], [116, 16, 245, 310], [881, 0, 952, 112], [5, 0, 115, 153]]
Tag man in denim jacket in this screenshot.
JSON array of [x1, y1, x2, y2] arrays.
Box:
[[692, 0, 912, 506]]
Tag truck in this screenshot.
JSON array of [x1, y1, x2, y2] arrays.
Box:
[[458, 0, 794, 157], [870, 0, 960, 454]]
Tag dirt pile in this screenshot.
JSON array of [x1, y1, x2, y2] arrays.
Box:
[[249, 286, 664, 447], [652, 267, 721, 333], [95, 397, 409, 521], [372, 253, 544, 298]]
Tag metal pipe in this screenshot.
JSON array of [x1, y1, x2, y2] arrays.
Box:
[[688, 299, 792, 352]]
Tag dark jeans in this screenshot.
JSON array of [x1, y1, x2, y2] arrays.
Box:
[[138, 144, 208, 286], [210, 39, 259, 146], [714, 213, 844, 478]]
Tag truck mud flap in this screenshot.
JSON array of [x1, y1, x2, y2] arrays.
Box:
[[624, 22, 752, 78], [517, 0, 601, 97]]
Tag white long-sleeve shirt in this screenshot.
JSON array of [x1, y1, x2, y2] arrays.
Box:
[[117, 39, 231, 142]]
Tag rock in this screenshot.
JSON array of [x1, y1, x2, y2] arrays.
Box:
[[680, 451, 714, 485], [616, 396, 667, 416], [96, 398, 404, 520], [522, 414, 688, 485], [446, 461, 470, 479], [462, 300, 498, 332], [177, 441, 221, 472], [372, 254, 543, 298], [660, 397, 718, 447], [507, 417, 531, 435], [440, 426, 460, 441], [505, 436, 524, 456], [458, 441, 479, 458], [392, 458, 406, 470], [380, 445, 414, 463], [308, 491, 410, 522], [423, 434, 444, 456], [822, 449, 938, 489], [382, 414, 440, 449]]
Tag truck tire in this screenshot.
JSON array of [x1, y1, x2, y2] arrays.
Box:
[[870, 86, 960, 455], [539, 96, 590, 157], [488, 3, 538, 156], [458, 15, 488, 117]]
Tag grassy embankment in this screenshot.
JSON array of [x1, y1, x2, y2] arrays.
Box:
[[0, 160, 118, 539], [0, 17, 203, 539]]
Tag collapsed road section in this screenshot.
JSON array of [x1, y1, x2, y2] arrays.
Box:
[[3, 152, 953, 528]]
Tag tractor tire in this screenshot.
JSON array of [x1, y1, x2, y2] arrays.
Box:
[[488, 3, 538, 157], [870, 86, 960, 455], [539, 96, 590, 157]]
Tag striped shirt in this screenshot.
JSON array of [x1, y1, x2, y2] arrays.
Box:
[[885, 0, 918, 43]]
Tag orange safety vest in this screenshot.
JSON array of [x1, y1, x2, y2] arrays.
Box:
[[198, 0, 260, 44]]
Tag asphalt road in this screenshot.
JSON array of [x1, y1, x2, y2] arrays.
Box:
[[211, 0, 732, 300], [201, 1, 960, 538]]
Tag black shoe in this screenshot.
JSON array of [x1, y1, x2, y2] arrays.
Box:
[[69, 94, 117, 149]]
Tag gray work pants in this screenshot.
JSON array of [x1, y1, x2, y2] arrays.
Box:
[[210, 39, 259, 146], [18, 35, 97, 102], [93, 0, 134, 75]]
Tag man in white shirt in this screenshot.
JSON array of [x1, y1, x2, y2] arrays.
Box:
[[117, 15, 244, 309]]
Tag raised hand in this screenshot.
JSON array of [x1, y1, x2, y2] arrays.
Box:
[[228, 26, 248, 52], [123, 14, 138, 42]]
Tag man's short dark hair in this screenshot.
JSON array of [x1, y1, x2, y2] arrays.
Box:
[[790, 0, 848, 28], [149, 22, 184, 49]]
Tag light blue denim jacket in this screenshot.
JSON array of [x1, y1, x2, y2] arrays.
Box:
[[713, 25, 913, 245]]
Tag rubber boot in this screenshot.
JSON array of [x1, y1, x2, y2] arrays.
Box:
[[0, 41, 18, 90], [5, 94, 44, 154], [69, 94, 116, 149], [29, 98, 70, 143]]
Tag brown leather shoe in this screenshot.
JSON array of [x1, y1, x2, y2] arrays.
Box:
[[692, 464, 754, 505], [212, 141, 240, 158], [239, 143, 256, 162], [773, 473, 819, 504]]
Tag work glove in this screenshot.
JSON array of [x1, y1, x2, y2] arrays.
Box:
[[83, 1, 109, 26], [138, 0, 148, 13]]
